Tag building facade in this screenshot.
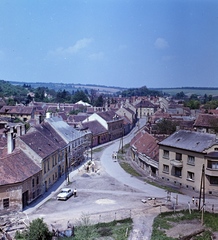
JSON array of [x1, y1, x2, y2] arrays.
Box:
[[159, 130, 218, 196]]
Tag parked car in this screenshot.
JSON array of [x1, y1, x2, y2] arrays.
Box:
[[57, 188, 73, 200]]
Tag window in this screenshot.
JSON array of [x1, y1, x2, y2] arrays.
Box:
[[163, 150, 169, 159], [52, 156, 55, 167], [44, 163, 46, 173], [36, 176, 39, 185], [210, 176, 218, 185], [187, 155, 195, 165], [187, 171, 195, 181], [176, 153, 182, 161], [3, 198, 9, 209], [208, 161, 218, 169], [32, 179, 35, 188], [174, 167, 182, 177], [163, 164, 169, 173]]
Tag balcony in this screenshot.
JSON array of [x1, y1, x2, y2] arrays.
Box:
[[170, 159, 183, 168], [205, 168, 218, 177]]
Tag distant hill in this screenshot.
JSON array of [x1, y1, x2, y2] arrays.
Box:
[[154, 87, 218, 97], [8, 81, 218, 97], [10, 81, 126, 94]]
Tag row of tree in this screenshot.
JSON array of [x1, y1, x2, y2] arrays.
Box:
[[174, 91, 218, 110]]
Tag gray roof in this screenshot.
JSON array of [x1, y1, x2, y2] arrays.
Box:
[[159, 130, 218, 152], [45, 116, 84, 143]]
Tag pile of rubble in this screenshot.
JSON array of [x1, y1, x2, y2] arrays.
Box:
[[0, 212, 28, 240]]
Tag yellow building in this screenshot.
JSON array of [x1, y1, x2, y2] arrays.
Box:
[[159, 130, 218, 196]]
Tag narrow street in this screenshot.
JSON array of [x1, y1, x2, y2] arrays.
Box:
[[13, 123, 218, 239]]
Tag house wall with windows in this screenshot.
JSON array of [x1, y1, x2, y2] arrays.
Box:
[[159, 130, 218, 196], [159, 145, 204, 191], [130, 130, 159, 177], [0, 148, 42, 213], [0, 183, 22, 213]]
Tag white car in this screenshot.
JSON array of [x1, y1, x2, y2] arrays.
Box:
[[57, 188, 73, 200]]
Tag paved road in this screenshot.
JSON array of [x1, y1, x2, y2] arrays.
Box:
[[100, 126, 218, 209], [21, 125, 218, 239]]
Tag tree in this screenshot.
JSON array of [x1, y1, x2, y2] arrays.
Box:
[[94, 95, 104, 107], [20, 218, 52, 240], [175, 91, 186, 99], [184, 99, 200, 109], [72, 90, 89, 103], [156, 119, 177, 135], [74, 213, 99, 240]]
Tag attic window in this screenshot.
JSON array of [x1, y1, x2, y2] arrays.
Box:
[[176, 138, 180, 142], [196, 142, 200, 145], [38, 147, 42, 151]]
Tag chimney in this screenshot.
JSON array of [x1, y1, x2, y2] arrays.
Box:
[[7, 127, 15, 154], [16, 125, 22, 136], [46, 112, 52, 119]]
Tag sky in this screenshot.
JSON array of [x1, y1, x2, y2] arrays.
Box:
[[0, 0, 218, 89]]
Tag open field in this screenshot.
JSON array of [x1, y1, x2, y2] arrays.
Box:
[[156, 88, 218, 97]]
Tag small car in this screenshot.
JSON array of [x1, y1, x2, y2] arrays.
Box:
[[57, 188, 73, 200]]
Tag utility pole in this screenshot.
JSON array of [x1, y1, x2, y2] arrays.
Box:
[[198, 164, 205, 211], [65, 148, 69, 183], [90, 133, 93, 161], [119, 128, 124, 154]]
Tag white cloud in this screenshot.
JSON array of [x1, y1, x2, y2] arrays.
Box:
[[154, 38, 169, 49], [49, 38, 93, 56], [89, 52, 104, 60]]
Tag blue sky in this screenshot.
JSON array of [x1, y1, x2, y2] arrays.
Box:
[[0, 0, 218, 88]]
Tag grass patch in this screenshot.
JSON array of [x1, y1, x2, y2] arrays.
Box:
[[118, 144, 130, 154], [144, 179, 182, 194], [60, 218, 133, 240], [93, 147, 104, 153], [151, 210, 218, 240], [119, 162, 142, 177]]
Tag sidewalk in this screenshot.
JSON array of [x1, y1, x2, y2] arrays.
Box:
[[23, 163, 87, 215]]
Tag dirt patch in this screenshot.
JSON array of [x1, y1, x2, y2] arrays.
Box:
[[165, 219, 204, 239]]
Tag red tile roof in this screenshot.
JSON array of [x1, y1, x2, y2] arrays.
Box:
[[20, 129, 59, 158], [81, 120, 107, 135], [194, 114, 218, 128], [0, 106, 34, 115], [0, 149, 41, 185], [131, 131, 159, 161]]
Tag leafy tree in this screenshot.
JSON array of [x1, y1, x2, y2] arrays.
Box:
[[55, 89, 71, 103], [90, 89, 97, 105], [74, 213, 99, 240], [0, 80, 28, 97], [120, 86, 162, 97], [204, 100, 218, 110], [156, 119, 177, 135], [21, 218, 52, 240], [184, 99, 200, 109], [6, 98, 16, 106], [175, 91, 186, 99], [93, 95, 104, 107], [72, 90, 89, 103], [34, 87, 46, 101]]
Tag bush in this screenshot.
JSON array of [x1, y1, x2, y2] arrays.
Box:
[[15, 218, 52, 240]]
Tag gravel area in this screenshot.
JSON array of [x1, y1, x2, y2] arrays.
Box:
[[16, 148, 165, 240]]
